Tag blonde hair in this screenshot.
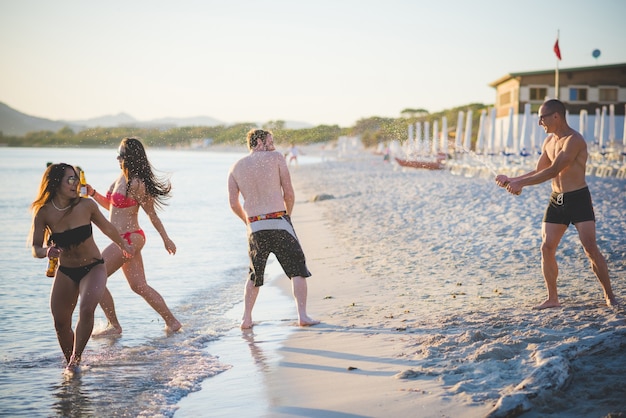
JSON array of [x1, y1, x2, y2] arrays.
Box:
[[246, 129, 272, 150]]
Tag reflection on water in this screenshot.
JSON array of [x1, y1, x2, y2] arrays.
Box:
[[50, 376, 95, 418], [242, 329, 271, 373]]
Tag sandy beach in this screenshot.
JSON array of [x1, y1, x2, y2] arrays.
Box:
[[177, 149, 625, 418], [272, 150, 625, 417], [265, 193, 493, 418]]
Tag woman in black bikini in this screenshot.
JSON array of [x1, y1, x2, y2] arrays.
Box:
[[30, 163, 133, 374], [88, 137, 181, 336]]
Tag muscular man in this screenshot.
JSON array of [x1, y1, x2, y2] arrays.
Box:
[[496, 99, 617, 310], [228, 129, 319, 328]]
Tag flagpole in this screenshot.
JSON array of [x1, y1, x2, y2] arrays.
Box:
[[555, 30, 560, 99]]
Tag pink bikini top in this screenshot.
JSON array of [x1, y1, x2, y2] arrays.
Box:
[[106, 191, 138, 208]]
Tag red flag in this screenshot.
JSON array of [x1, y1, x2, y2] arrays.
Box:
[[553, 39, 562, 60]]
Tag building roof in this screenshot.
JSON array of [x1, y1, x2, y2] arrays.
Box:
[[488, 62, 626, 87]]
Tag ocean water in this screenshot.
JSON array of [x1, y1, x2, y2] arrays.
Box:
[[0, 147, 317, 417], [2, 146, 625, 417]]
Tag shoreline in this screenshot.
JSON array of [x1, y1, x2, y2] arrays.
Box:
[[267, 156, 626, 417], [264, 184, 493, 417], [177, 154, 625, 417]]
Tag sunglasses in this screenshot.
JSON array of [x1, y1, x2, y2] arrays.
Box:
[[117, 151, 126, 160], [538, 111, 556, 121], [67, 176, 78, 185]]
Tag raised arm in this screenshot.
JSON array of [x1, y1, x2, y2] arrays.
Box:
[[516, 137, 580, 188], [86, 183, 112, 210], [496, 136, 551, 187], [505, 134, 583, 195], [89, 199, 134, 257]]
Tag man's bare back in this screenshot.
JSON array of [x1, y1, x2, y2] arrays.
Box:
[[228, 129, 319, 329], [230, 151, 290, 218]]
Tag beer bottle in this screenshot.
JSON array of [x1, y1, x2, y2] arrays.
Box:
[[79, 170, 88, 197], [46, 256, 58, 277]]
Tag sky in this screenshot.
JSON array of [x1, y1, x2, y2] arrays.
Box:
[[1, 0, 625, 127]]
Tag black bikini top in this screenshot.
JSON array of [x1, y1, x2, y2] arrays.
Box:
[[49, 224, 93, 249]]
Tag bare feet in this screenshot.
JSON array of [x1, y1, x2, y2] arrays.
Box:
[[606, 295, 619, 308], [533, 299, 562, 310], [165, 320, 182, 334], [92, 324, 122, 338], [64, 355, 81, 376], [240, 318, 253, 329], [298, 316, 320, 327]]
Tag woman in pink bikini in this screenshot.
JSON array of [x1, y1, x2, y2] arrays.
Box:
[[88, 137, 181, 336]]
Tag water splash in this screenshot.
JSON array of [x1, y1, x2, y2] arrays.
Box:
[[455, 146, 499, 176]]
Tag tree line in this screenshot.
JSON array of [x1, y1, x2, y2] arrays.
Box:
[[0, 102, 489, 149]]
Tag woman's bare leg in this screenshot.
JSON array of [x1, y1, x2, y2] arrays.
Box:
[[67, 264, 107, 372], [122, 251, 181, 332], [93, 243, 126, 336], [50, 275, 79, 362]]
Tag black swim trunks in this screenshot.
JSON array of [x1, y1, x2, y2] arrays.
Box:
[[247, 214, 311, 286], [543, 186, 595, 225]]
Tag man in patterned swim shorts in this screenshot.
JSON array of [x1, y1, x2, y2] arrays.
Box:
[[496, 99, 617, 310], [228, 129, 320, 329]]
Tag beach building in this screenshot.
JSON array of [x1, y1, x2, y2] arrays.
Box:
[[442, 63, 626, 179], [487, 63, 626, 153], [489, 62, 626, 117]]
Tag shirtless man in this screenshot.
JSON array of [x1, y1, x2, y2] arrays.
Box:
[[228, 129, 320, 328], [496, 99, 617, 310]]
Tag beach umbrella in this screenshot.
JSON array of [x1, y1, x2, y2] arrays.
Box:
[[455, 111, 464, 151], [406, 124, 414, 156], [623, 105, 626, 147], [463, 110, 473, 151], [505, 107, 515, 154], [530, 114, 539, 153], [609, 104, 615, 144], [579, 109, 588, 142], [594, 108, 601, 144], [441, 116, 448, 154], [423, 121, 430, 157], [415, 122, 422, 156], [488, 107, 496, 154], [475, 110, 486, 154], [518, 103, 531, 155], [432, 120, 439, 155], [599, 106, 607, 149]]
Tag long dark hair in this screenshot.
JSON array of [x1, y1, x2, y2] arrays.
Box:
[[119, 137, 171, 210], [30, 163, 80, 243]]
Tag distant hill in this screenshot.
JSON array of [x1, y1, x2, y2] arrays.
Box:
[[283, 120, 314, 129], [145, 116, 225, 128], [61, 112, 138, 128], [0, 102, 84, 136], [62, 114, 225, 129], [0, 101, 313, 136]]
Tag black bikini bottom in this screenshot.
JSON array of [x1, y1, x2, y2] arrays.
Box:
[[58, 259, 104, 284]]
